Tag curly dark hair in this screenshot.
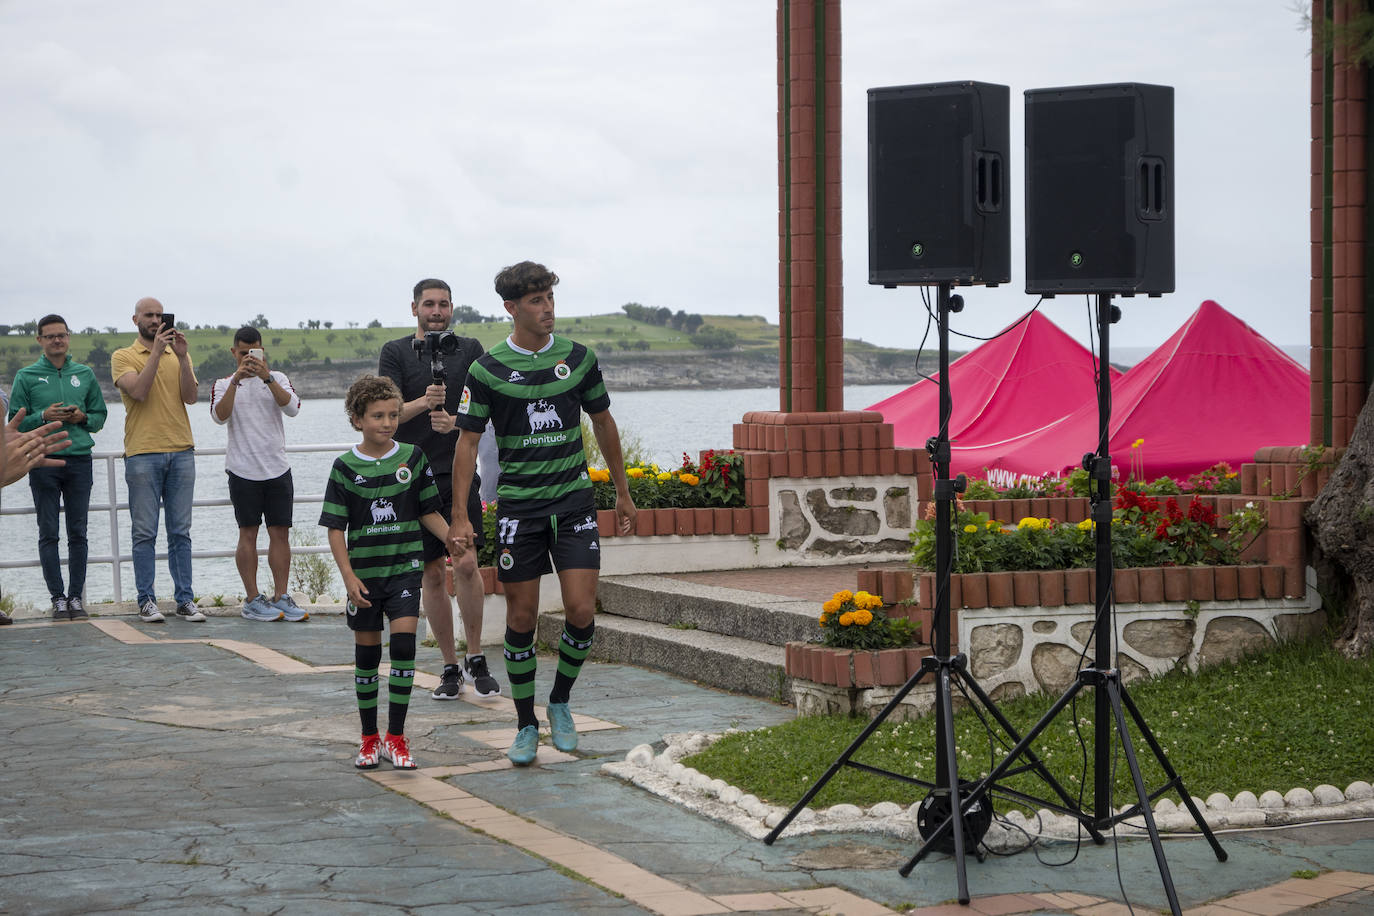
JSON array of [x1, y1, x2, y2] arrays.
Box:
[[494, 261, 559, 301], [344, 374, 402, 429]]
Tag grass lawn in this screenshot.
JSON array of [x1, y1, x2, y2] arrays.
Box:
[[682, 638, 1373, 813]]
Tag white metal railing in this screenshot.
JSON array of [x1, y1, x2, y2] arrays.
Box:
[[0, 442, 355, 603]]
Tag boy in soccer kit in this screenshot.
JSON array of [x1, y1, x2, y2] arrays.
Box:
[[321, 375, 450, 770], [447, 261, 636, 766]]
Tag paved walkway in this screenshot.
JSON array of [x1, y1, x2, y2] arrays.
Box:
[[2, 593, 1372, 914]]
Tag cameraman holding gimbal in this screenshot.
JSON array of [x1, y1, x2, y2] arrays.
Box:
[[379, 279, 501, 701]]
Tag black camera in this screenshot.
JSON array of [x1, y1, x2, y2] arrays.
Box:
[[411, 330, 459, 383]]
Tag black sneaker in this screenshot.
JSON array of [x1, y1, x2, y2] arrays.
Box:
[[0, 610, 11, 626], [431, 664, 464, 700], [51, 596, 70, 620], [67, 596, 88, 619], [463, 654, 502, 698], [175, 602, 206, 622]]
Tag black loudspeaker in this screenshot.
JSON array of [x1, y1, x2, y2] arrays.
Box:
[[1025, 83, 1174, 296], [868, 81, 1010, 287]]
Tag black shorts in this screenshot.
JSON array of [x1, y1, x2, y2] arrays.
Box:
[[422, 473, 484, 563], [345, 575, 422, 632], [494, 506, 601, 582], [227, 469, 293, 528]]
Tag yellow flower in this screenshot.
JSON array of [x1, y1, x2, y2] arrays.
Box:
[[627, 467, 644, 479], [1132, 438, 1144, 449], [587, 467, 611, 482], [1017, 517, 1038, 530], [1226, 471, 1238, 478], [817, 614, 828, 626], [679, 473, 700, 486], [853, 609, 874, 626], [822, 598, 842, 614], [657, 472, 671, 482], [964, 524, 978, 533], [838, 612, 855, 627], [1077, 518, 1095, 530], [833, 589, 854, 603]]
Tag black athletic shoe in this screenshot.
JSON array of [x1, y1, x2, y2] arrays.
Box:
[[463, 654, 502, 698], [431, 664, 464, 700], [51, 596, 70, 620], [66, 596, 88, 620]]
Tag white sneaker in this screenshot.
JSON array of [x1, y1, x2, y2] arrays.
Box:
[[138, 599, 165, 623], [175, 602, 206, 622]]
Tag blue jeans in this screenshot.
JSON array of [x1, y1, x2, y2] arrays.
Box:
[[125, 450, 196, 605], [28, 455, 94, 600]]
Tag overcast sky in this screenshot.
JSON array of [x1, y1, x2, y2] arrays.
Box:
[[1, 1, 1312, 356]]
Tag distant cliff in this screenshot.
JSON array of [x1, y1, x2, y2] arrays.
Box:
[[219, 349, 932, 397], [84, 348, 935, 402]]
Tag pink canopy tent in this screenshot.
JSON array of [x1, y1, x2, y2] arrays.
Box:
[[867, 309, 1117, 450], [949, 300, 1310, 481]]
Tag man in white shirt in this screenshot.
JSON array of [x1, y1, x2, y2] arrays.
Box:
[[210, 327, 305, 622]]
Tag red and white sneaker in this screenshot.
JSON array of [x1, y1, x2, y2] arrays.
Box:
[[355, 733, 381, 769], [381, 732, 417, 770]]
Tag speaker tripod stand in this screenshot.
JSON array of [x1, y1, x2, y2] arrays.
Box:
[[764, 284, 1102, 904], [912, 294, 1227, 915]]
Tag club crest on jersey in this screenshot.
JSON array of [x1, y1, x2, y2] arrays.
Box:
[[458, 385, 471, 414], [554, 361, 571, 380], [499, 549, 514, 570], [70, 377, 82, 388], [396, 465, 412, 484], [526, 399, 561, 431]]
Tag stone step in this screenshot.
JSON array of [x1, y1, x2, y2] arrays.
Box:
[[536, 611, 791, 702], [595, 574, 820, 646]]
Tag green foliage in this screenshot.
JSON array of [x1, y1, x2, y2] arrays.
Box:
[[478, 500, 499, 567], [690, 326, 739, 350], [911, 493, 1256, 573], [684, 638, 1374, 809], [587, 452, 746, 510], [289, 529, 337, 601], [817, 589, 916, 650]]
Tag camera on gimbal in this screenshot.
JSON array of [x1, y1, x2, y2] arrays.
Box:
[[411, 330, 460, 383]]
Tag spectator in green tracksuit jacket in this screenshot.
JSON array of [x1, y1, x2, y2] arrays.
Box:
[[7, 315, 108, 619]]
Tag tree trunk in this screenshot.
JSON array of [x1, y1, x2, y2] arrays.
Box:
[[1307, 387, 1374, 658]]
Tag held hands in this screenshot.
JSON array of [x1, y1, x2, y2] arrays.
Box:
[[447, 519, 475, 558]]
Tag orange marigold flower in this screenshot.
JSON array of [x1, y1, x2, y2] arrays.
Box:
[[838, 612, 855, 626]]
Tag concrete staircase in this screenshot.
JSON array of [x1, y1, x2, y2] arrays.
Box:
[[534, 573, 820, 702]]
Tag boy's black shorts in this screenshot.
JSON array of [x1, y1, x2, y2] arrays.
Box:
[[421, 473, 485, 563], [345, 576, 422, 632], [227, 469, 294, 529], [494, 505, 601, 582]]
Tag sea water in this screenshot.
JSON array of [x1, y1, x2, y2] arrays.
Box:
[[0, 384, 908, 606]]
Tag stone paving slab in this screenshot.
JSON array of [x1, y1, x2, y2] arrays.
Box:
[[1, 613, 1371, 915]]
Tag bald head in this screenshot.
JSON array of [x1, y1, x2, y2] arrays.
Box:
[[133, 297, 166, 342]]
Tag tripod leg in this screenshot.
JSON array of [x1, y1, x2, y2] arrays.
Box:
[[1105, 678, 1182, 916], [763, 666, 934, 844], [1117, 685, 1228, 862], [955, 671, 1104, 844], [899, 666, 971, 903]]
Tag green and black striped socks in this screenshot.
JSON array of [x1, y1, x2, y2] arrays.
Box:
[[549, 620, 594, 705], [504, 627, 538, 730], [354, 642, 383, 735], [387, 632, 416, 736]]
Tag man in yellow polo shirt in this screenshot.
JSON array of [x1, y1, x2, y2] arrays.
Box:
[[112, 297, 204, 624]]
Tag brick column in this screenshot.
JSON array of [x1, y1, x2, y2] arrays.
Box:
[[778, 0, 843, 412], [1312, 0, 1369, 448]]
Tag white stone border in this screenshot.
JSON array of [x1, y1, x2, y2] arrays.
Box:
[[602, 731, 1374, 850]]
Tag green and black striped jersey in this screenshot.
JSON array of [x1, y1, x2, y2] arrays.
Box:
[[455, 335, 610, 515], [318, 441, 440, 582]]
